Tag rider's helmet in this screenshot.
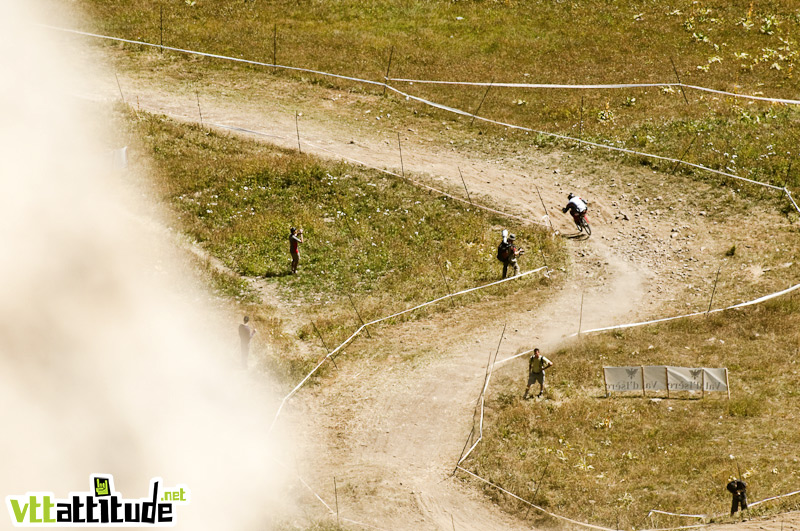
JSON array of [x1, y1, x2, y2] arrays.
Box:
[[508, 234, 516, 241], [567, 193, 575, 200]]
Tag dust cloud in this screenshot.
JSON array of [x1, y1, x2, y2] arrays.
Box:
[[0, 2, 289, 529]]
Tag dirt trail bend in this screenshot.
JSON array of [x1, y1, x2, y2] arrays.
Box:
[[285, 237, 645, 530], [78, 65, 702, 529]]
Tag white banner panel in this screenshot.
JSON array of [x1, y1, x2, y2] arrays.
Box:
[[603, 367, 643, 392], [604, 366, 728, 394], [702, 368, 728, 392], [667, 367, 704, 391], [643, 366, 668, 391]]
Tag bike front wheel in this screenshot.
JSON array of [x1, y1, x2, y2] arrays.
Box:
[[579, 217, 592, 236]]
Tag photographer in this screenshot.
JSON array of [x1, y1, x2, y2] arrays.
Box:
[[289, 226, 304, 275], [497, 233, 524, 279]]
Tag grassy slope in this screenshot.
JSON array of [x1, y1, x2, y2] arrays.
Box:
[[126, 110, 563, 381], [65, 0, 800, 193], [468, 295, 800, 529], [75, 2, 800, 526]]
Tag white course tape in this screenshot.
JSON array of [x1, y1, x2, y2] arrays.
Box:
[[457, 348, 500, 466], [388, 77, 800, 106], [749, 488, 800, 508], [648, 510, 709, 519], [456, 465, 632, 531], [645, 488, 800, 521], [572, 281, 800, 337], [683, 84, 800, 106], [389, 78, 678, 90], [269, 267, 548, 432], [49, 25, 799, 211]]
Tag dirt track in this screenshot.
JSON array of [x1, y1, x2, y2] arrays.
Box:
[[76, 44, 798, 530]]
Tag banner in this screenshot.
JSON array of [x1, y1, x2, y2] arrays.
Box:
[[604, 366, 729, 396]]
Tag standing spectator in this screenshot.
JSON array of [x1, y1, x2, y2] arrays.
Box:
[[238, 316, 256, 369], [523, 348, 553, 399], [497, 233, 523, 279], [290, 227, 304, 274], [727, 478, 748, 516]]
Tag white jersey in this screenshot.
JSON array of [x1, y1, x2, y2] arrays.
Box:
[[567, 197, 587, 213]]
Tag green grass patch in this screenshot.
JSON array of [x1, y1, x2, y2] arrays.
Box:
[[126, 110, 564, 375]]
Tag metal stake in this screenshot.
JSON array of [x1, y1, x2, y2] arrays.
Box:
[[311, 321, 337, 369], [437, 258, 456, 308], [670, 57, 690, 104], [160, 6, 164, 53], [458, 166, 473, 206], [535, 184, 555, 232], [382, 45, 394, 96], [272, 24, 277, 68], [114, 73, 125, 104], [195, 91, 203, 128], [333, 477, 340, 526], [295, 111, 301, 153], [578, 291, 585, 336], [670, 135, 698, 175], [397, 131, 405, 178], [347, 294, 371, 338], [706, 265, 722, 315], [470, 79, 493, 127]]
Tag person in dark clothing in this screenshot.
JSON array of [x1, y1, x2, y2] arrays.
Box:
[[727, 479, 747, 516], [289, 227, 304, 274], [497, 233, 523, 279]]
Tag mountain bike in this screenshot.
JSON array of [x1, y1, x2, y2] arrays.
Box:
[[576, 212, 591, 236]]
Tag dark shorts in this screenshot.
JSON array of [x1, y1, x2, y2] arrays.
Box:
[[527, 371, 544, 386]]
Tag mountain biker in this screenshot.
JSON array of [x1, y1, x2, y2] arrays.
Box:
[[562, 193, 589, 231]]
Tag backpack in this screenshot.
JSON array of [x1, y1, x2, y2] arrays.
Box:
[[727, 480, 745, 494], [497, 241, 512, 261]]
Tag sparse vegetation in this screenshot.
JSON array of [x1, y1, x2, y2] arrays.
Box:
[[59, 0, 800, 193], [466, 295, 800, 528], [70, 1, 800, 527]]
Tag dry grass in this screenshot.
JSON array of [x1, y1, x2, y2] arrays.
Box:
[[465, 294, 800, 528], [53, 0, 800, 193]]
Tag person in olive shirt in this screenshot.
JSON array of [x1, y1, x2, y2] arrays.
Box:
[[523, 348, 553, 399]]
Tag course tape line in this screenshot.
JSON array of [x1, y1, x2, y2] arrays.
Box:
[[50, 25, 799, 213], [647, 488, 800, 520], [209, 122, 547, 227], [59, 25, 800, 529], [388, 78, 800, 106], [457, 347, 500, 466], [459, 283, 800, 529], [268, 267, 548, 432], [571, 281, 800, 337]]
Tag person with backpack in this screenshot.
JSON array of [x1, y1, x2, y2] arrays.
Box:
[[497, 232, 523, 279], [523, 348, 553, 399], [727, 478, 748, 516], [562, 193, 589, 231]]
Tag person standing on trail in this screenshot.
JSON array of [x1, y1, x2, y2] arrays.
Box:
[[238, 315, 256, 369], [523, 348, 553, 399], [497, 233, 523, 279], [289, 227, 304, 274], [562, 193, 589, 231], [727, 478, 748, 516]]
